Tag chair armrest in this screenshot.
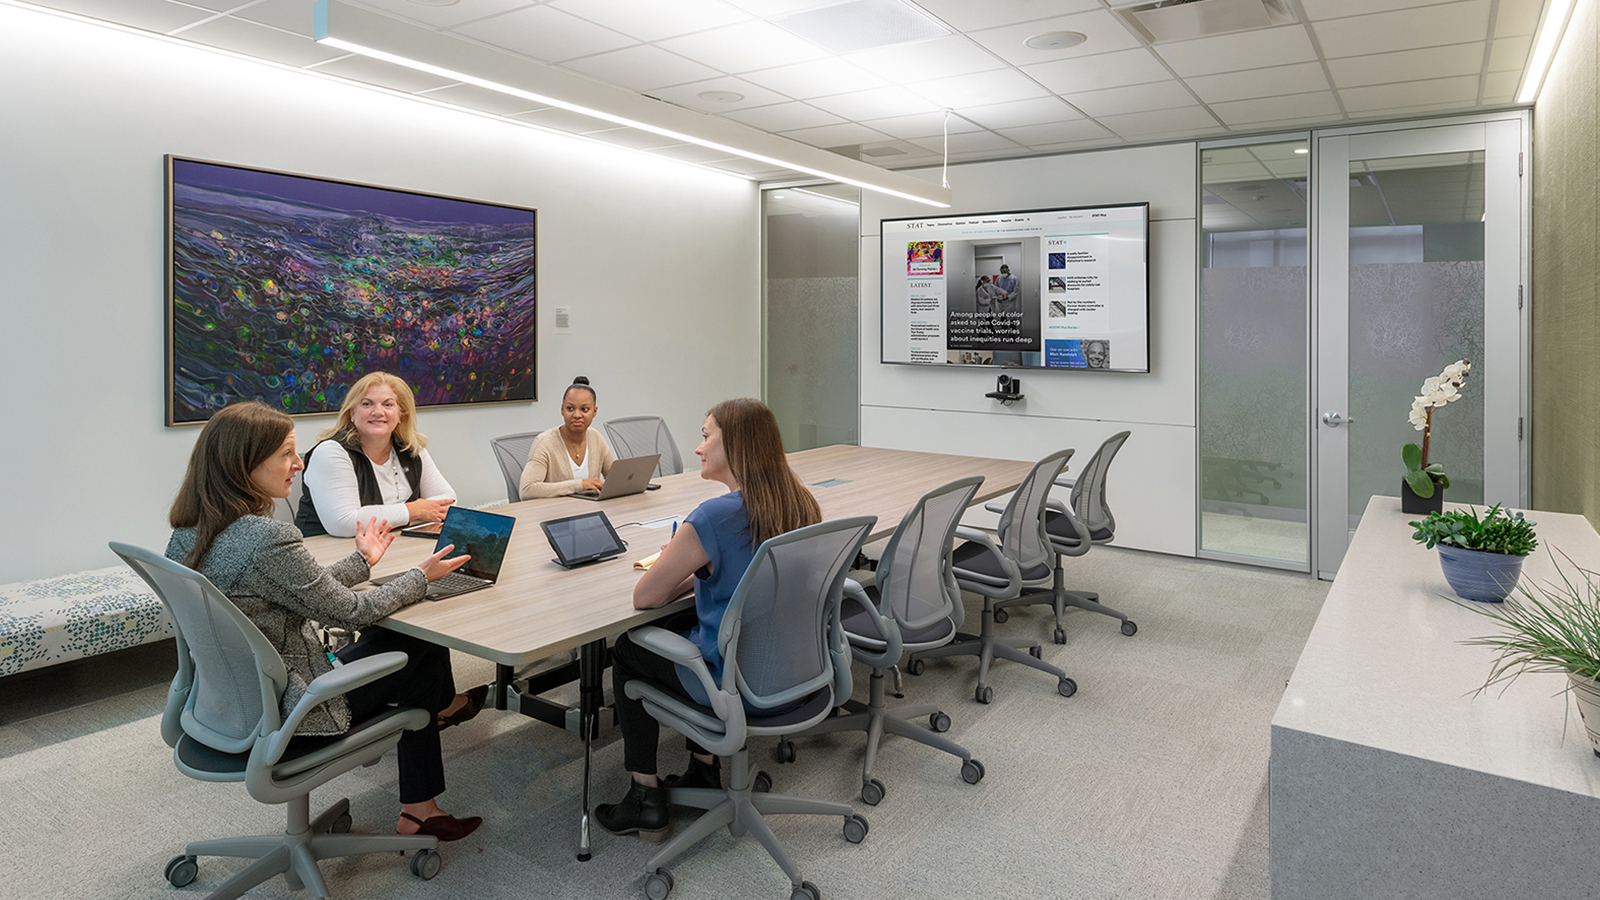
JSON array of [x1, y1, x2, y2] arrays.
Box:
[[1054, 477, 1076, 490], [983, 500, 1008, 515], [840, 578, 900, 669], [264, 651, 412, 764], [1046, 498, 1068, 515], [629, 625, 728, 719], [953, 526, 1020, 592]]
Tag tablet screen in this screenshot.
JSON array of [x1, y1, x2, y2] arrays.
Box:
[[542, 512, 625, 565]]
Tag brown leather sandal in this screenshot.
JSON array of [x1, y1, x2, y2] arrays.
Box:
[[399, 811, 482, 842], [437, 684, 489, 730]]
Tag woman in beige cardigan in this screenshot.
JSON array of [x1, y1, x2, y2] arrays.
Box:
[[519, 375, 617, 499]]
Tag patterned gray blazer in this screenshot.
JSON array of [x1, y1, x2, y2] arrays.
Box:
[[166, 515, 427, 736]]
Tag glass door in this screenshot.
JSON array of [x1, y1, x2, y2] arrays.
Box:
[[1313, 119, 1525, 577]]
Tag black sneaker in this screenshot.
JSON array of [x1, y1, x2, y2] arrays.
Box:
[[662, 757, 722, 793], [595, 780, 669, 842]]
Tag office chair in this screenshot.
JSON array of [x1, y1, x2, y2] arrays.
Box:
[[907, 450, 1078, 704], [620, 516, 876, 900], [109, 543, 441, 900], [992, 431, 1137, 642], [603, 415, 685, 477], [775, 477, 987, 804], [490, 431, 542, 503]]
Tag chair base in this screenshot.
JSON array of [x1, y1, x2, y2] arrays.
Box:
[[993, 563, 1132, 642], [908, 598, 1073, 701], [651, 747, 856, 892], [182, 795, 436, 900]]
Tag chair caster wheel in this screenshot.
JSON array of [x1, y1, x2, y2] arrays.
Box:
[[1029, 645, 1042, 659], [961, 758, 985, 784], [411, 848, 441, 880], [791, 880, 821, 900], [861, 777, 885, 805], [929, 711, 951, 733], [330, 812, 353, 834], [843, 814, 869, 844], [993, 608, 1009, 624], [1054, 627, 1067, 644], [1121, 620, 1138, 636], [645, 867, 675, 900], [774, 739, 797, 764], [1058, 677, 1077, 698], [164, 855, 198, 888], [975, 685, 993, 704], [906, 658, 925, 676], [754, 770, 774, 793]]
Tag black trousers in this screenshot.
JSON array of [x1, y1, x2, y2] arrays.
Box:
[[611, 611, 710, 775], [336, 627, 457, 804]]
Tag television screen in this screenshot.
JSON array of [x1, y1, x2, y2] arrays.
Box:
[[166, 156, 538, 425], [880, 202, 1149, 372]]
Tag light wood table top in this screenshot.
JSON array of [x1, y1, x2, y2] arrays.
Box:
[[305, 445, 1035, 667]]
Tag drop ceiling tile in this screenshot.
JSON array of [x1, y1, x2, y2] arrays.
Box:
[[806, 85, 941, 120], [1484, 69, 1520, 98], [454, 6, 636, 64], [911, 0, 1100, 31], [1209, 91, 1342, 127], [1186, 62, 1330, 104], [993, 119, 1112, 147], [1494, 0, 1544, 36], [722, 101, 846, 130], [1313, 1, 1491, 59], [960, 96, 1083, 130], [35, 0, 216, 33], [1250, 143, 1312, 161], [740, 57, 888, 99], [548, 0, 750, 42], [856, 110, 984, 139], [778, 122, 895, 149], [646, 76, 794, 112], [1325, 43, 1487, 88], [307, 54, 460, 93], [1094, 106, 1220, 139], [845, 35, 1006, 83], [579, 127, 681, 150], [1339, 74, 1481, 112], [1155, 25, 1317, 78], [1202, 147, 1258, 164], [699, 154, 790, 177], [908, 68, 1050, 109], [511, 106, 624, 134], [1062, 81, 1197, 118], [853, 138, 924, 158], [561, 44, 723, 91], [357, 0, 536, 30], [1298, 0, 1447, 19], [1488, 34, 1532, 71], [908, 130, 1026, 154], [417, 83, 544, 116], [657, 20, 830, 73], [966, 8, 1144, 66], [176, 15, 346, 66], [651, 142, 756, 164], [179, 0, 258, 10], [1262, 160, 1311, 179], [1023, 48, 1172, 94], [231, 0, 318, 37], [1029, 136, 1125, 154], [1230, 114, 1341, 131], [1203, 161, 1273, 182]]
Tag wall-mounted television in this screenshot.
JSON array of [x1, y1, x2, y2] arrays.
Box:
[[881, 202, 1149, 372]]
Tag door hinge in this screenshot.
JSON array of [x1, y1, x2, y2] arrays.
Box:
[[1518, 284, 1524, 309], [1519, 417, 1524, 440], [1519, 152, 1524, 176]]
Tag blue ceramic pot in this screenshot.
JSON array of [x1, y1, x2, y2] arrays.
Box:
[[1437, 544, 1526, 602]]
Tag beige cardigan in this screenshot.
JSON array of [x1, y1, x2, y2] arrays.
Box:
[[519, 426, 617, 499]]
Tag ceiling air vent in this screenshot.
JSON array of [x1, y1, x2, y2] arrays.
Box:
[[1120, 0, 1296, 44]]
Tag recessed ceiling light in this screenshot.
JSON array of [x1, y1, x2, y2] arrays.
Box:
[[1232, 184, 1265, 192], [698, 90, 745, 103], [1024, 31, 1087, 51], [1294, 148, 1308, 154]]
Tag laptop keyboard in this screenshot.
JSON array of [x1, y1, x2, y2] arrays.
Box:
[[429, 573, 483, 593]]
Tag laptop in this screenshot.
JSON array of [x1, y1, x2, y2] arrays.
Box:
[[541, 510, 628, 569], [573, 454, 661, 501], [372, 506, 516, 600]]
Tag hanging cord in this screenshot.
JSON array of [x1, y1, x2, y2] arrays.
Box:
[[941, 109, 951, 189]]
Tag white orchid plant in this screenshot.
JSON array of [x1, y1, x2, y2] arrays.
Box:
[[1402, 359, 1471, 499]]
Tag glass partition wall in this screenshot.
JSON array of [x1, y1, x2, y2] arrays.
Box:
[[761, 185, 861, 452], [1198, 138, 1311, 569]]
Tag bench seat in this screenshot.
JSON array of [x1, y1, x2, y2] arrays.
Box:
[[0, 565, 170, 677]]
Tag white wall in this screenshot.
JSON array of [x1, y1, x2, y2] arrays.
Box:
[[861, 144, 1199, 556], [0, 5, 759, 584]]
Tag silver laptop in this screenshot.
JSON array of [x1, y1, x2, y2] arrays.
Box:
[[574, 454, 660, 501]]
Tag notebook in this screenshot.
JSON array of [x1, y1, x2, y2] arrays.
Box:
[[372, 506, 516, 600], [541, 510, 627, 569], [572, 454, 661, 501]]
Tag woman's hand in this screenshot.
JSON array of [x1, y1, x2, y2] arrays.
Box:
[[405, 497, 455, 524], [634, 522, 708, 609], [581, 478, 605, 493], [419, 544, 472, 582], [355, 517, 394, 567]]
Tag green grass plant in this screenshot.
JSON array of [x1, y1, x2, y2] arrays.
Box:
[[1460, 550, 1600, 688]]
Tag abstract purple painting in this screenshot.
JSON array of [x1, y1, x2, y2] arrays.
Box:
[[166, 157, 537, 424]]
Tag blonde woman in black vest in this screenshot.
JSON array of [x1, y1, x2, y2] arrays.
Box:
[[298, 372, 456, 538]]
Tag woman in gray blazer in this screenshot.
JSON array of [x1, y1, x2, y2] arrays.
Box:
[[166, 401, 483, 842]]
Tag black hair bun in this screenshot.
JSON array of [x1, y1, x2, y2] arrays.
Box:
[[572, 375, 590, 385]]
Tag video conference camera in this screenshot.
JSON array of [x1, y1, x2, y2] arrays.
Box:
[[986, 373, 1023, 405]]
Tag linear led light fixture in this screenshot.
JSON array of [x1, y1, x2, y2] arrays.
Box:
[[1516, 0, 1575, 104], [312, 0, 950, 207]]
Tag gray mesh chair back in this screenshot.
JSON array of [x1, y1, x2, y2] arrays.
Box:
[[995, 449, 1074, 573], [1070, 431, 1130, 539], [878, 476, 984, 633], [490, 431, 542, 503], [603, 416, 684, 477]]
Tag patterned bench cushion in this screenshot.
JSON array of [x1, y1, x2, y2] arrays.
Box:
[[0, 566, 171, 677]]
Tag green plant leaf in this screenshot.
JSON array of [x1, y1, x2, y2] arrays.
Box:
[[1404, 468, 1436, 497], [1402, 442, 1423, 471]]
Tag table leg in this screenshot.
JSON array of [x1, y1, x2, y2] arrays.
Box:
[[576, 638, 608, 862], [494, 663, 514, 711]]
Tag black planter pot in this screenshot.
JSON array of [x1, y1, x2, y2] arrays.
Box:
[[1400, 477, 1444, 515]]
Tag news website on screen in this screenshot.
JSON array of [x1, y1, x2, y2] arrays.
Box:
[[880, 202, 1149, 373]]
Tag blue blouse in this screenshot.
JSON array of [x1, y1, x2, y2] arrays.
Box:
[[676, 490, 756, 704]]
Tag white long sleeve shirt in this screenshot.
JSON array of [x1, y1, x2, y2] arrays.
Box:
[[302, 439, 456, 537]]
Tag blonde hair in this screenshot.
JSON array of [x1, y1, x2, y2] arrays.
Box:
[[317, 371, 428, 453]]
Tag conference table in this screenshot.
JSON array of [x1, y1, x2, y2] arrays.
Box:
[[305, 444, 1035, 859]]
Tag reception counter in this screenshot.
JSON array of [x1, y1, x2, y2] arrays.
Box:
[[1270, 495, 1600, 899]]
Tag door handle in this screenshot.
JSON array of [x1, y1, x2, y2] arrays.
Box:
[[1321, 411, 1353, 427]]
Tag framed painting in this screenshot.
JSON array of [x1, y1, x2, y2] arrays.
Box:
[[166, 156, 537, 424]]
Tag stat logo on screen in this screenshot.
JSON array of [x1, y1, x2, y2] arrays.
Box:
[[907, 241, 944, 275]]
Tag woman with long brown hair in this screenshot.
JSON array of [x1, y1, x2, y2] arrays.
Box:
[[595, 398, 821, 841], [167, 401, 484, 842]]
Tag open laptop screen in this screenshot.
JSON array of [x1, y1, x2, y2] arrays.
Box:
[[435, 507, 515, 582]]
